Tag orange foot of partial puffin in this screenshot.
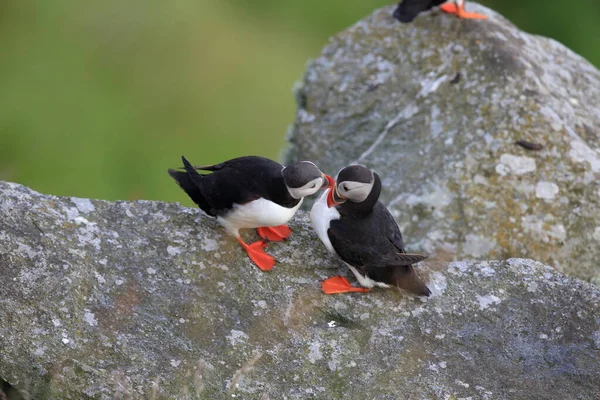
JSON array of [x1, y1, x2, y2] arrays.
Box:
[[256, 225, 292, 242], [236, 237, 276, 271], [321, 276, 370, 295], [439, 3, 487, 19]]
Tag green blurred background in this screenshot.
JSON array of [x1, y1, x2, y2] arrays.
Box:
[[1, 0, 599, 203]]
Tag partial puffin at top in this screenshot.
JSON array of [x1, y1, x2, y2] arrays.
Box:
[[393, 0, 487, 22]]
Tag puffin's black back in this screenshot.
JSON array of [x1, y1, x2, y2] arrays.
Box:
[[393, 0, 446, 22], [168, 156, 299, 217]]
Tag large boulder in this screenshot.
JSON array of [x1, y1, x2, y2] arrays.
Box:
[[286, 3, 600, 284], [1, 181, 599, 399]]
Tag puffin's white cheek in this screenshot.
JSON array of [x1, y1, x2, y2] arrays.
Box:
[[296, 187, 319, 198], [289, 187, 313, 199], [287, 188, 302, 199]]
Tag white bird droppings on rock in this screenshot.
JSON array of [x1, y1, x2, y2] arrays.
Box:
[[535, 181, 559, 200], [479, 266, 496, 277], [84, 311, 97, 326], [448, 261, 470, 274], [477, 294, 502, 310], [308, 341, 323, 363], [146, 267, 156, 275], [593, 227, 600, 242], [495, 163, 510, 176], [427, 272, 447, 297], [201, 238, 219, 251], [527, 282, 539, 293], [226, 330, 249, 346], [94, 271, 105, 284], [548, 224, 567, 241], [496, 154, 536, 176], [464, 234, 496, 258], [167, 246, 181, 256], [71, 198, 95, 213], [568, 140, 600, 173]]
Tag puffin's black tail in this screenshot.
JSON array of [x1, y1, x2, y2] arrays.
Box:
[[392, 264, 431, 297], [168, 156, 215, 216], [393, 0, 443, 23]]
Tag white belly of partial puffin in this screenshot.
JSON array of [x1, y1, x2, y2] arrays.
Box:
[[218, 197, 303, 236], [310, 189, 340, 253]]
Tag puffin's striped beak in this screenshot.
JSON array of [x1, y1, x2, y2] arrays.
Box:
[[321, 174, 335, 189], [326, 185, 346, 208]]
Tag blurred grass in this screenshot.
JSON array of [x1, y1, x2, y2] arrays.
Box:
[[0, 0, 598, 203]]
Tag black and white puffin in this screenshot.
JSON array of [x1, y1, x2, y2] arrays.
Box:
[[393, 0, 487, 22], [310, 165, 431, 296], [169, 155, 334, 271]]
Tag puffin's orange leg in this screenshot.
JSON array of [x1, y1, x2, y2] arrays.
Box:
[[256, 225, 292, 242], [236, 237, 276, 271], [440, 2, 487, 19], [321, 276, 370, 295]]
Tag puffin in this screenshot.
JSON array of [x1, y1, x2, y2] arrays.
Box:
[[393, 0, 487, 22], [310, 165, 431, 296], [169, 155, 334, 271]]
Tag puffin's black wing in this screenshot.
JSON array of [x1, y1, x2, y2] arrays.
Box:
[[376, 202, 406, 252], [169, 155, 288, 216], [328, 211, 424, 268], [393, 0, 446, 23], [189, 156, 280, 174]]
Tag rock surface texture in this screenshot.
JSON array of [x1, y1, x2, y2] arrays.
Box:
[[1, 181, 600, 399], [287, 3, 600, 284]]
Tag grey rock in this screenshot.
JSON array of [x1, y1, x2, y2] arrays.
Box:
[[286, 3, 600, 283], [1, 181, 600, 399]]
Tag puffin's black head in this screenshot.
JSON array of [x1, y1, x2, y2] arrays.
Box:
[[327, 165, 381, 209], [282, 161, 335, 200]]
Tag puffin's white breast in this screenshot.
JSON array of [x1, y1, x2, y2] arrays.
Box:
[[219, 197, 303, 236], [310, 189, 340, 253]]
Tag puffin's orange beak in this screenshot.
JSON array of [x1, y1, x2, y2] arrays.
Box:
[[326, 186, 345, 208], [326, 189, 336, 208], [321, 174, 335, 189]]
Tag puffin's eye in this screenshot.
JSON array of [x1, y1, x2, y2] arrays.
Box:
[[342, 184, 349, 191]]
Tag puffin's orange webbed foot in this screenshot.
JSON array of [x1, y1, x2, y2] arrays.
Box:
[[321, 276, 370, 295], [256, 225, 292, 242], [440, 3, 487, 19], [439, 3, 458, 13], [237, 238, 276, 271]]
